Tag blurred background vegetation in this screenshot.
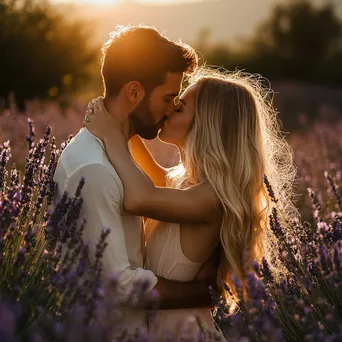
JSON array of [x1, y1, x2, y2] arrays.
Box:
[[0, 0, 98, 109], [1, 0, 342, 130]]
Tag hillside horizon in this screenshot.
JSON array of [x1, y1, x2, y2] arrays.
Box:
[[55, 0, 342, 46]]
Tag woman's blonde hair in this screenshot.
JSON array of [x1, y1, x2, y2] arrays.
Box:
[[166, 67, 297, 293]]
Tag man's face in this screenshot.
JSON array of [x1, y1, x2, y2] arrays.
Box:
[[129, 72, 183, 140]]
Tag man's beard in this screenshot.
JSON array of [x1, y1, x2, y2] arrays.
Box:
[[129, 98, 167, 140]]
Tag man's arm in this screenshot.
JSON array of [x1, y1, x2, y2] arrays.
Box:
[[66, 163, 217, 309], [155, 278, 213, 309], [65, 164, 158, 300]]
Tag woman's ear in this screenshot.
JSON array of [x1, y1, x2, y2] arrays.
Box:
[[126, 81, 146, 104]]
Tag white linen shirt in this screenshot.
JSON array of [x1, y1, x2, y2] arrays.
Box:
[[52, 127, 158, 331]]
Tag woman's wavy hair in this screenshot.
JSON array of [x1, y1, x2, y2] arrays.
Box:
[[166, 67, 298, 295]]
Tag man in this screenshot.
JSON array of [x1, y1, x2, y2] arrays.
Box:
[[53, 25, 215, 333]]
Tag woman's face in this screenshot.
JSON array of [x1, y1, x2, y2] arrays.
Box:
[[158, 84, 197, 147]]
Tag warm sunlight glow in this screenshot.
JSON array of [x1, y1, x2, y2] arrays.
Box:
[[53, 0, 203, 4]]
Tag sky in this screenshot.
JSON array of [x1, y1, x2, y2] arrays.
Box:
[[52, 0, 202, 4], [50, 0, 342, 46]]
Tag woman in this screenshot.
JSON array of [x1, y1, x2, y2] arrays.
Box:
[[84, 68, 296, 336]]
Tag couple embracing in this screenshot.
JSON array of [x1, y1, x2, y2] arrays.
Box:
[[52, 24, 295, 339]]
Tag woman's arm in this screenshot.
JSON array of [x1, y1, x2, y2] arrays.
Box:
[[130, 135, 167, 187], [84, 97, 220, 224], [103, 134, 219, 224]]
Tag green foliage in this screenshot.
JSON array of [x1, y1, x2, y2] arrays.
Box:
[[0, 0, 98, 109], [199, 0, 342, 86], [252, 0, 342, 83]]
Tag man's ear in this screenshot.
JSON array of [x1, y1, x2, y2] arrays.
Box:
[[126, 81, 146, 104]]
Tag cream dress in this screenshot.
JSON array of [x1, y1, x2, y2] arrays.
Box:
[[144, 220, 225, 340]]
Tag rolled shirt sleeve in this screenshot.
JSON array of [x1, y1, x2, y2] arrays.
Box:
[[65, 163, 158, 301]]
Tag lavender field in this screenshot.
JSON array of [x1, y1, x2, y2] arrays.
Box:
[[0, 93, 341, 341], [1, 0, 342, 338]]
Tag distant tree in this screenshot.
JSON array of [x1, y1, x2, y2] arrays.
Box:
[[194, 27, 212, 55], [252, 0, 342, 82], [198, 0, 342, 86], [0, 0, 98, 109]]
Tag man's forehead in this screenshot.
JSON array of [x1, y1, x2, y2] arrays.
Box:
[[161, 72, 183, 92]]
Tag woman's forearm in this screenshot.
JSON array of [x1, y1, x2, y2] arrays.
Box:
[[104, 136, 155, 210], [130, 136, 166, 187]]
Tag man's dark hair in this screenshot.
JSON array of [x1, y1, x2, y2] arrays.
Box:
[[101, 25, 198, 97]]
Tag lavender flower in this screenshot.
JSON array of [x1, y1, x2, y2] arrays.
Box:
[[26, 118, 36, 151], [263, 174, 278, 203], [1, 110, 342, 341], [325, 171, 342, 211]]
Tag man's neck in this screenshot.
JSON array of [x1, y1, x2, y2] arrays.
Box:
[[103, 96, 135, 141]]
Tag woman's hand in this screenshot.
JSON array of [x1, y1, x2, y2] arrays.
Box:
[[83, 99, 218, 226], [83, 96, 122, 143]]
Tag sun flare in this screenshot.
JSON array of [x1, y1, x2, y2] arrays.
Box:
[[52, 0, 203, 5]]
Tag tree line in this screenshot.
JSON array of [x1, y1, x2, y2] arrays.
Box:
[[1, 0, 341, 109]]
